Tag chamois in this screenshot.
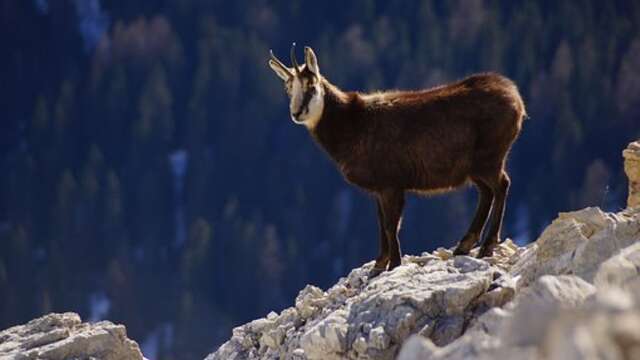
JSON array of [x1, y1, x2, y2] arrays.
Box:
[[268, 44, 525, 277]]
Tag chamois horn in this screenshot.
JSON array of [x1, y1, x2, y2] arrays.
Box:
[[290, 42, 301, 75]]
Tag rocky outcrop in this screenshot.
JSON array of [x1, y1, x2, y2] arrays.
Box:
[[0, 312, 143, 360], [397, 204, 640, 360], [206, 240, 521, 360], [510, 206, 640, 286], [207, 204, 640, 360], [624, 140, 640, 208], [208, 243, 515, 359]]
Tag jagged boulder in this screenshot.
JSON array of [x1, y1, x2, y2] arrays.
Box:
[[0, 312, 143, 360], [398, 271, 640, 360], [509, 206, 640, 286]]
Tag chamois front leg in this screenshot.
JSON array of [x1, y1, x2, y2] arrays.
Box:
[[379, 189, 405, 271], [453, 179, 494, 256], [369, 199, 390, 278]]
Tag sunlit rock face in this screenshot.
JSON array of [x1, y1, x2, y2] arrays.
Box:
[[397, 224, 640, 360], [206, 141, 640, 360], [0, 312, 143, 360], [624, 140, 640, 208]]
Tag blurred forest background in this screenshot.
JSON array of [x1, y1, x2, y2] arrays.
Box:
[[1, 0, 639, 358]]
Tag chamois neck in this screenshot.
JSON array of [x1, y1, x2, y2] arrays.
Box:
[[312, 78, 353, 132], [309, 78, 361, 162], [321, 78, 350, 107]]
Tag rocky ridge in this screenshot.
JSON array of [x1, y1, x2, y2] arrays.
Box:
[[207, 207, 640, 360], [207, 240, 520, 360]]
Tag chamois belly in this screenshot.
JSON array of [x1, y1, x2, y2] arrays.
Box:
[[339, 145, 473, 193], [408, 153, 472, 193]]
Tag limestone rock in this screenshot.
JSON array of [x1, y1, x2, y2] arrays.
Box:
[[595, 241, 640, 289], [0, 312, 143, 360], [396, 335, 436, 360], [501, 275, 596, 348], [541, 285, 640, 360], [510, 206, 640, 286], [395, 194, 640, 360]]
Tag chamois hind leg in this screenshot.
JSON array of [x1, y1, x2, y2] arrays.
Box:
[[369, 198, 390, 278], [379, 189, 405, 271], [453, 179, 494, 256], [478, 171, 511, 258]]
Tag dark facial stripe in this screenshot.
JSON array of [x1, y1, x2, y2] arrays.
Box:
[[293, 88, 314, 119]]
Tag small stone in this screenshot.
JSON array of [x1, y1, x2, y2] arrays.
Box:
[[296, 285, 326, 319], [434, 247, 453, 260], [260, 327, 285, 349], [396, 335, 437, 360], [430, 316, 464, 346], [352, 336, 368, 354], [453, 255, 489, 273], [362, 323, 372, 334], [292, 348, 305, 357], [405, 254, 438, 266], [369, 326, 390, 350], [246, 318, 275, 333], [417, 319, 435, 338], [267, 311, 278, 320]]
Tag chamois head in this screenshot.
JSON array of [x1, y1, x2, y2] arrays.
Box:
[[268, 43, 325, 129]]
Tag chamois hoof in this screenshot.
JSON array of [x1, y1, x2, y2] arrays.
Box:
[[477, 244, 496, 258], [368, 267, 386, 278], [452, 246, 471, 256], [387, 260, 402, 271]]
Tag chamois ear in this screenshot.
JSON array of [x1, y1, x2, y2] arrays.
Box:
[[304, 46, 320, 77], [269, 49, 293, 81], [269, 60, 291, 81]]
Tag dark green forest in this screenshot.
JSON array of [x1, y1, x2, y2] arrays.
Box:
[[1, 0, 639, 358]]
